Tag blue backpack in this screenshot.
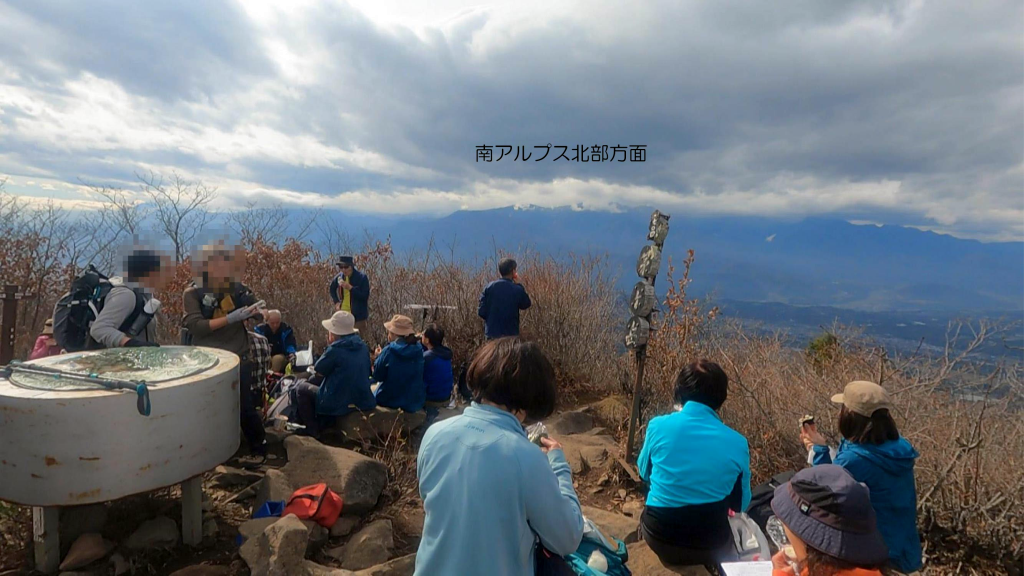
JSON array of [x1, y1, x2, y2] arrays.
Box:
[[565, 538, 630, 576]]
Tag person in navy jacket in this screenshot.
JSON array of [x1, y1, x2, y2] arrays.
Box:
[[477, 258, 531, 340], [329, 256, 371, 339]]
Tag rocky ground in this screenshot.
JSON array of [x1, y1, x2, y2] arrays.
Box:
[[0, 396, 714, 576]]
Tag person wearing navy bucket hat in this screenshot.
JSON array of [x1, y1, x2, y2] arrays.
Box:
[[770, 464, 891, 576]]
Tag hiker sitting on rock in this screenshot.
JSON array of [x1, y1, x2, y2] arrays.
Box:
[[414, 337, 584, 576], [800, 381, 922, 574], [254, 309, 298, 374], [769, 465, 891, 576], [637, 359, 751, 568], [294, 311, 375, 438], [420, 323, 454, 429], [370, 314, 425, 413]]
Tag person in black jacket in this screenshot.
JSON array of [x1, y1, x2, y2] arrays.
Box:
[[254, 309, 298, 373], [477, 258, 531, 340], [329, 256, 371, 340]]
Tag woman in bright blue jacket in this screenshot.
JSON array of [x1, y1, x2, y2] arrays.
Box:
[[637, 359, 751, 568], [801, 380, 923, 574], [372, 314, 425, 413], [415, 338, 584, 576]]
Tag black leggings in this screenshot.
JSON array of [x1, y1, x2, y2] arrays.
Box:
[[239, 361, 266, 451]]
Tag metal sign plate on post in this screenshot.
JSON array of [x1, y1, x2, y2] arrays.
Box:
[[1, 284, 27, 366]]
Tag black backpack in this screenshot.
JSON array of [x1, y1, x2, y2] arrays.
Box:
[[745, 470, 797, 534], [53, 266, 144, 352]]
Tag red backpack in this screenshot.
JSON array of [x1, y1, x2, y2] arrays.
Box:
[[283, 483, 343, 528]]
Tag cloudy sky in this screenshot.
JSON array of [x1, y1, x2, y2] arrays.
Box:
[[0, 0, 1021, 241]]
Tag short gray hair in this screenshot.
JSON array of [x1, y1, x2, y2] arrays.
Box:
[[266, 309, 282, 320]]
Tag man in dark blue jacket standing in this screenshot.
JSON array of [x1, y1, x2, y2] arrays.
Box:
[[477, 258, 532, 340], [329, 256, 371, 340]]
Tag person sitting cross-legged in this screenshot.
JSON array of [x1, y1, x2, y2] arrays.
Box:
[[293, 311, 375, 437]]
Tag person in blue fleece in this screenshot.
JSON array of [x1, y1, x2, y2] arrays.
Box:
[[415, 338, 584, 576], [294, 310, 375, 437], [420, 324, 453, 426], [371, 314, 425, 413], [637, 359, 751, 568], [801, 380, 923, 574]]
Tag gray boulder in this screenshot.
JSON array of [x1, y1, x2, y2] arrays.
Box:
[[330, 516, 360, 538], [546, 410, 595, 435], [582, 506, 639, 543], [254, 468, 294, 511], [167, 566, 231, 576], [333, 408, 426, 442], [59, 533, 114, 571], [239, 514, 310, 576], [281, 436, 388, 516], [238, 518, 279, 541], [353, 554, 416, 576], [327, 519, 394, 571], [125, 516, 179, 550]]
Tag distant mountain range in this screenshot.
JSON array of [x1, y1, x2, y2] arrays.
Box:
[[335, 206, 1022, 313]]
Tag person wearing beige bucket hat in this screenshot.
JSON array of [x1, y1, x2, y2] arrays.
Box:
[[370, 314, 425, 413], [799, 380, 923, 574], [292, 310, 374, 438]]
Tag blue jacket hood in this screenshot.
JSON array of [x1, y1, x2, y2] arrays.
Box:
[[843, 437, 919, 475], [425, 344, 453, 361], [333, 333, 365, 350], [389, 339, 423, 358]]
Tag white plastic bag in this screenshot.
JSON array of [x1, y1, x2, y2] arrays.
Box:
[[294, 340, 314, 367]]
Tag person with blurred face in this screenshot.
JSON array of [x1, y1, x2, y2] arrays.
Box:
[[183, 242, 267, 466], [329, 256, 371, 340], [254, 309, 298, 373], [88, 248, 172, 349]]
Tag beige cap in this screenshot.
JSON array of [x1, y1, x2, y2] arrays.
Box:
[[384, 314, 415, 336], [322, 311, 358, 336], [831, 381, 893, 417]]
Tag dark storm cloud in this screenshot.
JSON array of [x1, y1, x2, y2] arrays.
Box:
[[0, 0, 1020, 238]]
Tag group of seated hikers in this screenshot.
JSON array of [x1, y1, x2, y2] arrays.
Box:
[[412, 344, 923, 576], [275, 317, 923, 576]]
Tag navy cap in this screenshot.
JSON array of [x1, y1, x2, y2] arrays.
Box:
[[771, 464, 889, 566]]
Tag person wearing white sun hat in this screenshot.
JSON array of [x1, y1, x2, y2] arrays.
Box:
[[293, 310, 375, 437]]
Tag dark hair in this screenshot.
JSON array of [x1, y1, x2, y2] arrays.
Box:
[[399, 333, 419, 345], [498, 258, 517, 278], [805, 547, 891, 576], [673, 359, 728, 410], [838, 406, 900, 445], [124, 250, 162, 282], [423, 324, 445, 347], [467, 337, 556, 422]]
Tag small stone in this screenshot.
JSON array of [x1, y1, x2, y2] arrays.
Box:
[[254, 468, 294, 511], [59, 504, 108, 555], [597, 473, 610, 486], [59, 532, 114, 570], [125, 516, 179, 550], [626, 495, 634, 502], [588, 487, 604, 495], [203, 518, 219, 539], [330, 516, 360, 538], [238, 517, 278, 541], [617, 489, 627, 499], [621, 500, 644, 518], [302, 519, 329, 552]]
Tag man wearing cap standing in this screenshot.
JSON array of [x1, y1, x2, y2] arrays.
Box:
[[329, 256, 371, 340], [800, 381, 923, 575], [293, 311, 375, 438]]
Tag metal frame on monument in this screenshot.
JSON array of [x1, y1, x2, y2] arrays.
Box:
[[625, 210, 669, 462]]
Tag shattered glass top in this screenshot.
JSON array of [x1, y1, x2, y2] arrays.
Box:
[[10, 346, 219, 390]]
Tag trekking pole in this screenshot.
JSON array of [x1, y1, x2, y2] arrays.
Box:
[[1, 361, 152, 416]]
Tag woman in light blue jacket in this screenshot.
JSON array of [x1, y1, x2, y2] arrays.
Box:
[[415, 338, 584, 576]]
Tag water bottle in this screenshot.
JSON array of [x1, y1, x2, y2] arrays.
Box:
[[127, 298, 162, 337]]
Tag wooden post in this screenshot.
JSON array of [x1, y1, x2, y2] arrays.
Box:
[[181, 475, 203, 546], [33, 506, 60, 574], [0, 284, 22, 366], [625, 347, 647, 462]]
